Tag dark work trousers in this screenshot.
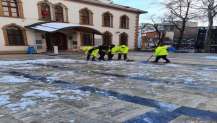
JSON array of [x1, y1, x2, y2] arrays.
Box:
[[118, 54, 128, 60], [154, 55, 170, 63], [98, 46, 108, 61], [86, 48, 95, 61], [87, 54, 96, 61], [98, 51, 106, 61], [108, 52, 114, 60]]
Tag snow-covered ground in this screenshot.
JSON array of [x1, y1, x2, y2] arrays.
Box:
[[0, 52, 217, 123]]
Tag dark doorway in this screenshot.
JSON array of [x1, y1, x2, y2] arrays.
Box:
[[46, 32, 68, 51], [81, 33, 94, 46], [119, 32, 128, 46]]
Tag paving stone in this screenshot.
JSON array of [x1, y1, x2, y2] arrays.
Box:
[[0, 115, 23, 123]]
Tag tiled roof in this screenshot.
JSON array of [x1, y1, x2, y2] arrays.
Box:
[[70, 0, 147, 14]]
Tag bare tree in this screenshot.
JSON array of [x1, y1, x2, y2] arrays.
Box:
[[197, 0, 217, 52], [166, 0, 197, 49], [151, 17, 166, 46], [141, 16, 166, 47]]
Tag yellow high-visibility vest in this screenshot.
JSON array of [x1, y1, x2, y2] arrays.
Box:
[[119, 45, 129, 54], [155, 46, 169, 56], [91, 49, 99, 57], [111, 46, 119, 54], [81, 46, 93, 54]]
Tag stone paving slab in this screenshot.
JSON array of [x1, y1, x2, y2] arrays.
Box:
[[171, 115, 217, 123]]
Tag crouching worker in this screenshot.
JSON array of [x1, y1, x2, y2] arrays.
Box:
[[154, 43, 170, 63], [118, 45, 129, 61], [98, 45, 108, 61], [108, 44, 118, 60], [81, 46, 99, 61]]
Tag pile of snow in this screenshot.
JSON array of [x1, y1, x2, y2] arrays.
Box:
[[205, 56, 217, 60], [0, 75, 30, 84], [56, 89, 90, 97], [0, 59, 86, 66], [47, 71, 75, 81], [0, 95, 10, 106], [184, 78, 195, 85], [55, 89, 90, 100], [23, 90, 58, 98], [60, 95, 82, 100], [6, 98, 36, 112], [70, 89, 90, 97], [157, 102, 178, 112], [91, 61, 130, 66]]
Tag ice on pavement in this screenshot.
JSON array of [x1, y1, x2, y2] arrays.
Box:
[[205, 56, 217, 60], [157, 102, 178, 111], [23, 90, 58, 98], [6, 98, 36, 112], [0, 59, 86, 66], [0, 75, 30, 84], [165, 64, 183, 67], [0, 95, 10, 106], [55, 89, 91, 98]]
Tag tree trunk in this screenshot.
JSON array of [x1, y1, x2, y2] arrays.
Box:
[[204, 11, 214, 52], [176, 21, 186, 50], [177, 30, 185, 49]]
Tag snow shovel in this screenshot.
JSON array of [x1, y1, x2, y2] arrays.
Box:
[[141, 55, 153, 64]]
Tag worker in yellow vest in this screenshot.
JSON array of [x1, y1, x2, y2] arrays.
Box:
[[98, 45, 108, 61], [108, 44, 118, 60], [154, 43, 170, 63], [81, 46, 99, 61], [81, 46, 93, 55], [118, 45, 129, 61]]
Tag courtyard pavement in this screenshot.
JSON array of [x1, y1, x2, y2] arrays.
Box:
[[0, 52, 217, 123]]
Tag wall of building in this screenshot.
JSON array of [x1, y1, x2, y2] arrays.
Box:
[[0, 0, 139, 53]]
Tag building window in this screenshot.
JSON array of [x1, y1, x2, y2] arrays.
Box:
[[1, 0, 19, 17], [2, 24, 27, 46], [120, 15, 129, 29], [103, 31, 112, 46], [102, 12, 113, 27], [54, 5, 64, 22], [39, 2, 51, 21], [79, 8, 93, 25], [119, 32, 128, 45]]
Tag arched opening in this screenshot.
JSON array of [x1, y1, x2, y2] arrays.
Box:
[[103, 31, 112, 46], [54, 5, 64, 22], [119, 32, 128, 45], [120, 15, 129, 29], [45, 32, 68, 51], [102, 12, 113, 27], [2, 24, 27, 46], [79, 8, 93, 25]]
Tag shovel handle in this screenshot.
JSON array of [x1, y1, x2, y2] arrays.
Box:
[[146, 55, 153, 62]]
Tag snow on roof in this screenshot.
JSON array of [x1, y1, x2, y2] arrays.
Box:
[[26, 22, 102, 35], [31, 23, 80, 32]]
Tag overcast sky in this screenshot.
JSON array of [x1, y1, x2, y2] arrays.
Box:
[[113, 0, 166, 23], [113, 0, 216, 26]]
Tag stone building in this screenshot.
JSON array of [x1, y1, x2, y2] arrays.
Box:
[[0, 0, 145, 53]]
